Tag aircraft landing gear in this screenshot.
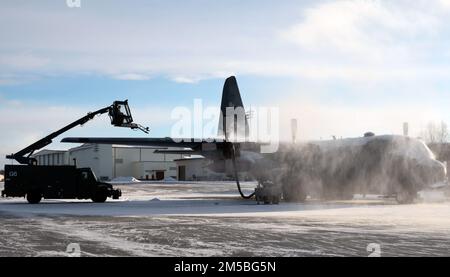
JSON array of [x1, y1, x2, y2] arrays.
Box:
[[255, 181, 282, 205], [395, 190, 417, 204], [282, 182, 307, 202]]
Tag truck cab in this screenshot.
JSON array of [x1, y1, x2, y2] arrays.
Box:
[[2, 100, 147, 204], [77, 167, 121, 203], [1, 165, 121, 204]]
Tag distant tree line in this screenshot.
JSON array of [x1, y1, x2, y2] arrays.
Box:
[[420, 121, 449, 144], [423, 121, 450, 169]]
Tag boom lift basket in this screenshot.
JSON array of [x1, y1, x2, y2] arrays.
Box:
[[6, 99, 148, 165], [109, 100, 134, 126], [109, 100, 149, 133]]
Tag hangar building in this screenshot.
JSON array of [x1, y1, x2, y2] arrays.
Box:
[[173, 156, 228, 181], [33, 144, 187, 181]]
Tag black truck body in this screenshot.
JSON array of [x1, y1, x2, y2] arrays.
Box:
[[2, 100, 147, 204], [1, 165, 121, 204]]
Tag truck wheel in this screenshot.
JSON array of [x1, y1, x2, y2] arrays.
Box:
[[26, 191, 42, 204], [283, 184, 307, 202], [271, 195, 280, 204], [321, 186, 353, 201], [91, 190, 107, 203], [336, 190, 354, 200], [396, 190, 416, 204], [395, 175, 418, 204]]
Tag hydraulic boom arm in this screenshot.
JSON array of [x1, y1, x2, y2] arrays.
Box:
[[6, 100, 149, 165]]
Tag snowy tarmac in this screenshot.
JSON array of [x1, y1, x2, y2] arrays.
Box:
[[1, 181, 449, 256]]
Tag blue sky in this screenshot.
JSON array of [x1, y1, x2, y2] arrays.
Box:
[[2, 0, 450, 167]]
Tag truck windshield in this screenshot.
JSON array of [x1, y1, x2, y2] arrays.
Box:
[[81, 169, 97, 181], [89, 170, 97, 181]]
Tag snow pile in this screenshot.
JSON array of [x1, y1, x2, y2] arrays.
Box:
[[430, 181, 449, 189], [419, 190, 448, 202], [164, 176, 177, 182], [110, 176, 141, 183]]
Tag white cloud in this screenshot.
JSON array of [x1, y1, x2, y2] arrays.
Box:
[[172, 76, 199, 84], [3, 1, 450, 167], [114, 73, 150, 81], [273, 96, 442, 142], [439, 0, 450, 9], [0, 0, 448, 83], [0, 97, 173, 167], [281, 0, 440, 64], [0, 53, 49, 70]]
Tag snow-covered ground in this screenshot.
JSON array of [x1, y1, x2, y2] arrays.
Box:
[[0, 181, 450, 256]]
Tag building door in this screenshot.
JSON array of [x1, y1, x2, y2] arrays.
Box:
[[178, 166, 186, 181], [156, 171, 164, 180]]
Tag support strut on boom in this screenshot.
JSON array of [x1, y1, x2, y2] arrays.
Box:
[[230, 143, 255, 199], [6, 100, 149, 165]]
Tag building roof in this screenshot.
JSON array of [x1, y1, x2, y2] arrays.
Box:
[[428, 142, 450, 161], [174, 155, 205, 162], [67, 143, 96, 152], [32, 149, 67, 156], [68, 143, 187, 152], [112, 145, 185, 150]]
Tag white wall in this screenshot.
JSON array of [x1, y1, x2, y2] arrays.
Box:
[[176, 159, 209, 181], [113, 147, 139, 178], [96, 144, 114, 180], [33, 145, 184, 181], [69, 144, 113, 181], [113, 147, 182, 180], [34, 151, 69, 166], [132, 161, 178, 180]]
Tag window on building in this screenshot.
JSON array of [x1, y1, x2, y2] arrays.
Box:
[[81, 172, 88, 180]]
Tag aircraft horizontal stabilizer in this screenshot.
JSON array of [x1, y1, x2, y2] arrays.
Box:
[[61, 137, 211, 149]]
